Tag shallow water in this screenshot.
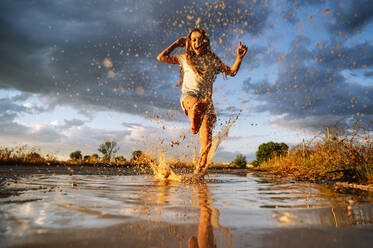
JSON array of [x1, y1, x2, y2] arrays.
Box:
[[1, 173, 373, 247]]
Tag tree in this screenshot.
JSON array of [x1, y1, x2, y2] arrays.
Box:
[[91, 154, 99, 160], [255, 142, 288, 165], [233, 154, 247, 168], [131, 150, 143, 161], [86, 154, 100, 164], [115, 155, 126, 164], [26, 152, 43, 162], [70, 150, 82, 161], [98, 141, 119, 162]]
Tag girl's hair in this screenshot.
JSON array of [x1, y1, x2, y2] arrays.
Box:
[[176, 28, 222, 87]]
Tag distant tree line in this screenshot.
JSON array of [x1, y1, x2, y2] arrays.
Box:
[[69, 141, 145, 165], [232, 141, 289, 167], [70, 140, 289, 167], [69, 140, 122, 163]]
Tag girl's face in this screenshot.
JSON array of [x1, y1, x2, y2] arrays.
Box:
[[190, 31, 206, 55]]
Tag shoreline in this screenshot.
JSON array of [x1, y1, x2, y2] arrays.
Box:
[[251, 168, 373, 192], [0, 162, 249, 181]]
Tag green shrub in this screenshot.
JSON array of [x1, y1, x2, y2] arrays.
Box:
[[233, 154, 247, 168], [131, 150, 143, 161], [70, 150, 82, 160], [256, 142, 288, 165]]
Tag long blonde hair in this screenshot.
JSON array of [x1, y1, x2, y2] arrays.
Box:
[[176, 28, 222, 87]]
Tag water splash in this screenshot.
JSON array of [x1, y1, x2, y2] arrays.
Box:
[[195, 113, 240, 177], [149, 153, 182, 181], [207, 113, 240, 166], [150, 113, 240, 181]]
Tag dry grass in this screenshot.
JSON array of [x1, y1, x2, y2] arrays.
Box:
[[256, 124, 373, 184], [0, 145, 131, 167], [0, 145, 49, 164]]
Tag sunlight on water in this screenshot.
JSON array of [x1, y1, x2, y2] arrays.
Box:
[[2, 174, 373, 227], [1, 173, 373, 247]]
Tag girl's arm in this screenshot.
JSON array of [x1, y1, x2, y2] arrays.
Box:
[[157, 37, 186, 64], [221, 41, 248, 77]]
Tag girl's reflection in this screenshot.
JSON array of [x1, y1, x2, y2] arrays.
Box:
[[136, 180, 232, 247], [189, 182, 232, 248]]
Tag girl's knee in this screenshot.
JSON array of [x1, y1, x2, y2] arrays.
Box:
[[183, 96, 198, 110]]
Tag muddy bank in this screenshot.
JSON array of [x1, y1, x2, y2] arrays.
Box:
[[0, 163, 144, 177], [0, 163, 249, 178], [252, 168, 373, 192]]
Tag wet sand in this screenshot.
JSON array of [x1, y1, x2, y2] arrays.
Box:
[[0, 164, 144, 177], [1, 165, 373, 248]]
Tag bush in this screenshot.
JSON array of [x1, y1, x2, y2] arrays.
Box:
[[256, 142, 288, 165], [254, 123, 373, 184], [115, 155, 127, 164], [86, 154, 100, 164], [233, 154, 247, 168], [131, 150, 143, 162], [26, 152, 43, 161], [70, 150, 82, 160]]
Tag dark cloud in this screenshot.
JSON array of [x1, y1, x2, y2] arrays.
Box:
[[0, 96, 46, 132], [363, 70, 373, 78], [278, 0, 373, 37], [243, 35, 373, 131], [122, 122, 144, 129], [315, 42, 373, 70], [278, 0, 324, 24], [62, 119, 85, 129], [0, 97, 54, 139], [330, 0, 373, 33], [0, 98, 28, 114], [0, 0, 270, 119]]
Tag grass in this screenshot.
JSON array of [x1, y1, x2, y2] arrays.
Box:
[[0, 146, 242, 173], [0, 145, 132, 167], [254, 124, 373, 184], [0, 145, 52, 164]]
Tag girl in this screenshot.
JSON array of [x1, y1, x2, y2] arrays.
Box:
[[157, 28, 247, 178]]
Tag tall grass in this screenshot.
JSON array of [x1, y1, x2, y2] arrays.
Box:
[[256, 124, 373, 184], [0, 145, 125, 166], [0, 145, 49, 164]]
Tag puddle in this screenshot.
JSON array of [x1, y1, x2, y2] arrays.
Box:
[[1, 173, 373, 247]]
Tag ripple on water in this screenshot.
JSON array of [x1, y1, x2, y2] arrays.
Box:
[[1, 173, 373, 236]]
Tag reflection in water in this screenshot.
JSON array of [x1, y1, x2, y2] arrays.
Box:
[[135, 180, 232, 247], [1, 174, 373, 247], [188, 183, 232, 248]]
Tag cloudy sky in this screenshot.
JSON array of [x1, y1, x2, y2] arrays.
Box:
[[1, 0, 372, 162]]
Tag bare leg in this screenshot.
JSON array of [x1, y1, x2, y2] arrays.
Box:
[[183, 96, 210, 134], [194, 113, 214, 177]]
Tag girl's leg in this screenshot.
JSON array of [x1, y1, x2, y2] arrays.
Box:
[[183, 96, 209, 134], [194, 113, 214, 176]]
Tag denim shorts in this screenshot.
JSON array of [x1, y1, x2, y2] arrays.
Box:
[[180, 91, 216, 120]]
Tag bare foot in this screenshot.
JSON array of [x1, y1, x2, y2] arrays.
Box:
[[190, 98, 209, 134]]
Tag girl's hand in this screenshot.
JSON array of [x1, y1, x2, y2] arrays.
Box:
[[175, 37, 186, 47], [237, 41, 248, 58]]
